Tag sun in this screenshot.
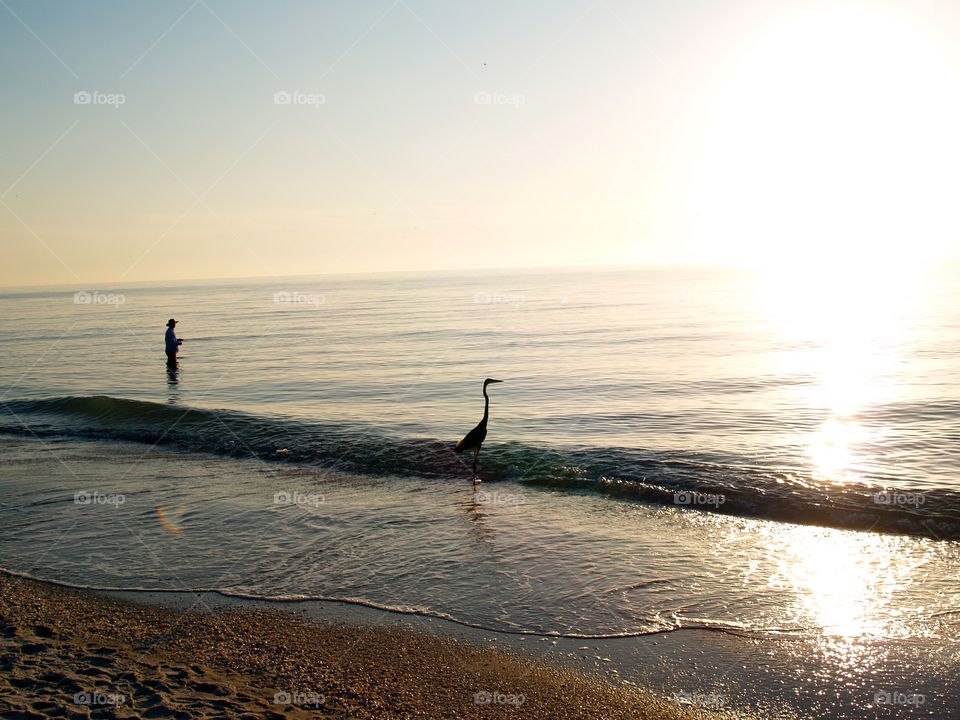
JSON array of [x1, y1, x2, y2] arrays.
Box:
[[694, 1, 960, 269]]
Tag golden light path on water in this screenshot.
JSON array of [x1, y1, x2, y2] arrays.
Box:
[[756, 258, 928, 486], [749, 260, 935, 655], [739, 521, 941, 681], [766, 526, 926, 639]]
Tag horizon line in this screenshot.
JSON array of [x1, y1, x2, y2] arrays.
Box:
[[0, 258, 760, 293]]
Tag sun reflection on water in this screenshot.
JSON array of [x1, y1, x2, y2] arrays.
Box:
[[808, 416, 868, 483], [752, 261, 929, 486], [767, 525, 923, 641]]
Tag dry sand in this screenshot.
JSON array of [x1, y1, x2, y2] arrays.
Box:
[[0, 572, 728, 719]]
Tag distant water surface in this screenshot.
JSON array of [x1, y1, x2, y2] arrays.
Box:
[[1, 266, 958, 534], [1, 266, 959, 718]]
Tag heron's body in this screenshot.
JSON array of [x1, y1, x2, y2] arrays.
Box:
[[455, 422, 487, 455], [455, 378, 502, 482]]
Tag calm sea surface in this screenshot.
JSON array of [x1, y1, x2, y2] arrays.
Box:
[[1, 266, 958, 717]]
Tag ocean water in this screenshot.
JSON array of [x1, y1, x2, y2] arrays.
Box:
[[1, 266, 958, 717]]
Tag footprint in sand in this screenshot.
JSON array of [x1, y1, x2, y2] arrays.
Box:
[[135, 688, 167, 709], [19, 642, 49, 655], [75, 663, 111, 677], [164, 668, 190, 681], [39, 670, 82, 695], [85, 654, 116, 668], [241, 711, 286, 720], [31, 625, 55, 639], [26, 700, 61, 716], [206, 698, 238, 711], [142, 703, 193, 719], [193, 680, 233, 697]]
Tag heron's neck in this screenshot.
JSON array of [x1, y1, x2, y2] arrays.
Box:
[[482, 390, 490, 421]]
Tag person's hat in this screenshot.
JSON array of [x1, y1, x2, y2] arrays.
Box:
[[167, 318, 177, 327]]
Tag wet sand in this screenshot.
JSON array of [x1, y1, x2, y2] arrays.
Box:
[[0, 572, 732, 719]]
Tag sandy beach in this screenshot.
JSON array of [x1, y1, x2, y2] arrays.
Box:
[[0, 572, 729, 719]]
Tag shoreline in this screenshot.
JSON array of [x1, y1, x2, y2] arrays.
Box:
[[0, 572, 729, 719]]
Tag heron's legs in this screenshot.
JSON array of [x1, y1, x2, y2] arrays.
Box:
[[473, 448, 480, 483]]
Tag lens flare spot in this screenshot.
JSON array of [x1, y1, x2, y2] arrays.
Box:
[[155, 506, 184, 535]]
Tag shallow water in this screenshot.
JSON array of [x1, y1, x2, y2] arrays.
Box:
[[1, 436, 957, 717], [3, 435, 957, 639]]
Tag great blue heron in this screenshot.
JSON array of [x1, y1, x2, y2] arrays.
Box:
[[455, 378, 503, 483]]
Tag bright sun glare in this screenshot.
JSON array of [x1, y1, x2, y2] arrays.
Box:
[[751, 237, 929, 485], [730, 9, 944, 481], [697, 2, 960, 269], [770, 525, 922, 641]]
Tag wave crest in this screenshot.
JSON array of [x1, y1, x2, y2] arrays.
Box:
[[2, 395, 958, 540]]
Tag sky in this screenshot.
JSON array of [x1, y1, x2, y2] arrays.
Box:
[[2, 0, 960, 287]]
